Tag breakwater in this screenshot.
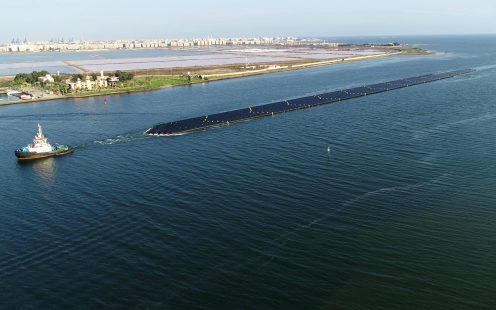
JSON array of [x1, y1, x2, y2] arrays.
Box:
[[145, 69, 474, 136]]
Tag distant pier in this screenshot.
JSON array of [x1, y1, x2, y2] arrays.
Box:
[[145, 69, 474, 136]]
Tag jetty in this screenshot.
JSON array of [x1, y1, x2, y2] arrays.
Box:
[[145, 69, 474, 136]]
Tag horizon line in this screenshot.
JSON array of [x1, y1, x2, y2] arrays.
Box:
[[2, 32, 495, 44]]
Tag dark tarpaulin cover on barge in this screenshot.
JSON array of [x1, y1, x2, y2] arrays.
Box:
[[145, 69, 474, 136]]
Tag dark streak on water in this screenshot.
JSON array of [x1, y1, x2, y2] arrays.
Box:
[[1, 36, 496, 308]]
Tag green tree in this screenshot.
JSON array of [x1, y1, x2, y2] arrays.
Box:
[[57, 83, 69, 94], [114, 70, 134, 81], [14, 73, 28, 84], [71, 74, 84, 82], [13, 70, 52, 85]]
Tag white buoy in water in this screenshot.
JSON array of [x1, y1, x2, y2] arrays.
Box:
[[327, 145, 331, 153]]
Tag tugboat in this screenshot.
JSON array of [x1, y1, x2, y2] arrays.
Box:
[[15, 124, 74, 160]]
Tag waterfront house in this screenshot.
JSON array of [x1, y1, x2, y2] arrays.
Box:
[[107, 76, 119, 87], [66, 71, 109, 91], [38, 74, 55, 83]]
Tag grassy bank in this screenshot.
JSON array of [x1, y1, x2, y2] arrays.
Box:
[[69, 75, 204, 97], [0, 75, 204, 103], [124, 75, 203, 89]]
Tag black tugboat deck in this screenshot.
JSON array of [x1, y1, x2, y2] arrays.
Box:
[[145, 69, 474, 136]]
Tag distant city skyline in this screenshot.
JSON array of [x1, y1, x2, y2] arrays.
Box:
[[0, 0, 494, 42]]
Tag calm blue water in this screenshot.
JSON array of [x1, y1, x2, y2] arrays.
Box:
[[1, 35, 495, 308]]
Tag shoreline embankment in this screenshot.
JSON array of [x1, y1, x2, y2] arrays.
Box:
[[0, 51, 424, 107]]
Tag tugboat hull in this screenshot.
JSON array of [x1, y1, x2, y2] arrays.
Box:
[[15, 147, 74, 160]]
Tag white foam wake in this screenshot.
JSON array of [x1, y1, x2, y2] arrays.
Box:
[[93, 133, 145, 145]]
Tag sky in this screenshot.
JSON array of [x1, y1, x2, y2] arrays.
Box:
[[0, 0, 495, 42]]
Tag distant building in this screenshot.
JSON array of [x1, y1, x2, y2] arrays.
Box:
[[106, 76, 119, 87], [2, 37, 310, 53], [66, 71, 109, 91], [38, 74, 54, 83]]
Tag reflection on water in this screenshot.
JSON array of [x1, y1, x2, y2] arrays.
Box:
[[18, 157, 56, 189], [0, 94, 20, 102]]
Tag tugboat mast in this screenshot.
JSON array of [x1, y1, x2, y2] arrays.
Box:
[[37, 123, 44, 138]]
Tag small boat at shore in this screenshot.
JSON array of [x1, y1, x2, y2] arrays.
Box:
[[20, 94, 34, 100], [15, 124, 74, 160], [7, 90, 21, 96]]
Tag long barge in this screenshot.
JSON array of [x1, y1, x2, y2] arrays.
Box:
[[145, 69, 474, 136]]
